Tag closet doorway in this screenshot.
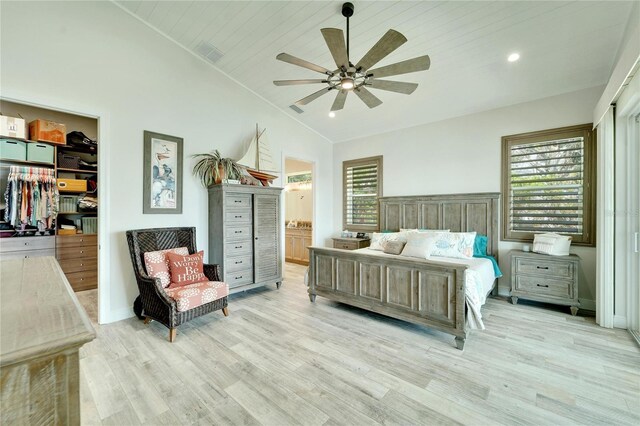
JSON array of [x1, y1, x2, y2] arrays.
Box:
[[283, 158, 314, 276], [0, 99, 101, 323]]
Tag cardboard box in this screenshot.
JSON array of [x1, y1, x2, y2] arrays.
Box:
[[26, 142, 54, 164], [0, 116, 26, 139], [57, 178, 87, 192], [29, 119, 66, 144]]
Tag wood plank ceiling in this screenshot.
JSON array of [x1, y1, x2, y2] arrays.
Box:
[[115, 1, 633, 142]]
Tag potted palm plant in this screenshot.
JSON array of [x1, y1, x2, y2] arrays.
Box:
[[192, 150, 244, 186]]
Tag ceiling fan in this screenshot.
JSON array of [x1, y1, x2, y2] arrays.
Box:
[[273, 2, 431, 113]]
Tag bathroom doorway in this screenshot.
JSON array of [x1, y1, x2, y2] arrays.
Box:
[[283, 158, 314, 271]]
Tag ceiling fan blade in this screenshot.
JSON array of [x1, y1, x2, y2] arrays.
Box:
[[274, 79, 327, 86], [331, 90, 348, 111], [355, 29, 407, 71], [276, 53, 332, 75], [295, 87, 334, 106], [354, 86, 382, 109], [368, 80, 418, 95], [321, 28, 349, 69], [367, 55, 431, 78]]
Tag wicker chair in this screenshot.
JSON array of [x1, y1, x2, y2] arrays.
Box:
[[126, 227, 228, 342]]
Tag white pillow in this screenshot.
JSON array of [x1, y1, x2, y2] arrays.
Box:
[[431, 232, 476, 259], [400, 233, 437, 259], [401, 228, 450, 233], [370, 232, 404, 251]]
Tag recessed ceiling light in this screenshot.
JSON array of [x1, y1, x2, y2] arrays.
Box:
[[329, 111, 336, 118], [508, 53, 520, 62]]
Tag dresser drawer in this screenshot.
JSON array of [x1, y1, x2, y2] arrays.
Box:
[[225, 241, 252, 257], [514, 257, 574, 279], [65, 270, 98, 291], [56, 234, 97, 248], [225, 193, 252, 209], [0, 236, 55, 253], [58, 257, 98, 274], [514, 275, 572, 299], [0, 249, 55, 260], [225, 209, 252, 224], [226, 225, 252, 241], [226, 268, 253, 287], [56, 246, 97, 260], [226, 255, 252, 273]]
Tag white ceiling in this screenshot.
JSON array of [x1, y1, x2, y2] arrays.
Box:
[[115, 1, 633, 142]]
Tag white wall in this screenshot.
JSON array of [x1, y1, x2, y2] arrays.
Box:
[[285, 189, 313, 222], [333, 86, 603, 308], [0, 1, 334, 323]]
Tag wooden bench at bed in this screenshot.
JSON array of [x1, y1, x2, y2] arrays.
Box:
[[307, 192, 500, 350]]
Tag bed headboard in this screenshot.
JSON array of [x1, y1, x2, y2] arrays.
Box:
[[379, 192, 500, 261]]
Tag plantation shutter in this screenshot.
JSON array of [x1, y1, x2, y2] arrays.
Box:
[[502, 124, 595, 246], [343, 156, 383, 232]]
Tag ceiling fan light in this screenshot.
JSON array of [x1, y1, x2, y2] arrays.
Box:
[[341, 78, 355, 90]]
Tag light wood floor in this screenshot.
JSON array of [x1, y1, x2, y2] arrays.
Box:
[[76, 263, 640, 425]]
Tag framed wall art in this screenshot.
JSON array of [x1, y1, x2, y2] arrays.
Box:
[[143, 130, 183, 214]]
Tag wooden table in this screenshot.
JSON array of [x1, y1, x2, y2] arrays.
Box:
[[1, 257, 96, 425]]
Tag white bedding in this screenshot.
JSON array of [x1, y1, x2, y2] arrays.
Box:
[[354, 248, 496, 329]]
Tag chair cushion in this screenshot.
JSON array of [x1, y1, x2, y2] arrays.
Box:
[[165, 281, 229, 312], [143, 247, 190, 288], [166, 250, 207, 287]]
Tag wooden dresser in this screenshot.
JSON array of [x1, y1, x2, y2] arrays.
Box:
[[332, 237, 371, 250], [509, 250, 581, 315], [0, 257, 95, 424], [208, 184, 283, 293], [56, 234, 98, 291]]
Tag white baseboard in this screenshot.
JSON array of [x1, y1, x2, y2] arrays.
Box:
[[103, 306, 135, 324], [614, 315, 628, 329]]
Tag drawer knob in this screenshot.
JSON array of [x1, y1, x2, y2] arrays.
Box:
[[235, 276, 242, 279], [24, 242, 29, 246], [24, 255, 29, 259], [80, 250, 84, 254], [234, 231, 241, 234], [80, 263, 84, 267], [235, 245, 242, 249], [234, 200, 241, 203], [536, 284, 549, 288], [235, 215, 241, 218], [235, 261, 242, 264], [536, 266, 549, 270]]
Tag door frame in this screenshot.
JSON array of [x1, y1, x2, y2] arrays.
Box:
[[1, 94, 111, 324]]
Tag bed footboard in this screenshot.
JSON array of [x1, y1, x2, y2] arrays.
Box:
[[308, 247, 468, 348]]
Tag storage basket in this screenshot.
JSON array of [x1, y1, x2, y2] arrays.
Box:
[[57, 153, 80, 169], [57, 179, 87, 192], [81, 217, 97, 234], [59, 195, 79, 213], [27, 143, 54, 164], [0, 139, 26, 161]]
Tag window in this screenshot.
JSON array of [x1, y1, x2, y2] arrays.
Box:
[[502, 124, 596, 246], [343, 156, 383, 232]]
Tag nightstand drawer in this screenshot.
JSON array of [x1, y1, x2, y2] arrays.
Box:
[[226, 268, 253, 287], [225, 209, 252, 224], [514, 257, 574, 279], [335, 241, 359, 250], [225, 194, 252, 209], [514, 275, 572, 299], [226, 255, 252, 273]]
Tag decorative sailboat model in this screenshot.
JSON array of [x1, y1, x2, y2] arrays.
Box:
[[237, 124, 280, 185]]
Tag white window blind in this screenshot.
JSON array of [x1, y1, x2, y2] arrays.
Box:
[[343, 156, 382, 232], [502, 124, 595, 246]]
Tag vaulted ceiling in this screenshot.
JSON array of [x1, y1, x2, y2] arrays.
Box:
[[115, 1, 633, 142]]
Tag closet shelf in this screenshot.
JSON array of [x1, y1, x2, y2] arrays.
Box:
[[58, 212, 97, 215], [57, 168, 97, 174], [57, 145, 97, 154], [0, 158, 54, 167]]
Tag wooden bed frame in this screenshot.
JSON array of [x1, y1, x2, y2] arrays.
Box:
[[307, 192, 500, 349]]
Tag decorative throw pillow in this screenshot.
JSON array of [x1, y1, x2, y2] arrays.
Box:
[[400, 233, 437, 259], [166, 250, 207, 287], [143, 247, 190, 288], [431, 232, 477, 259], [473, 235, 488, 256], [370, 232, 406, 251], [382, 240, 406, 255]]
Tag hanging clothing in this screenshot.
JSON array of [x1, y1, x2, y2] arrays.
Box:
[[3, 166, 58, 229]]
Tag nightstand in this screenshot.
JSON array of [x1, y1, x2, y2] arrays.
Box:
[[509, 250, 580, 315], [332, 237, 370, 250]]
